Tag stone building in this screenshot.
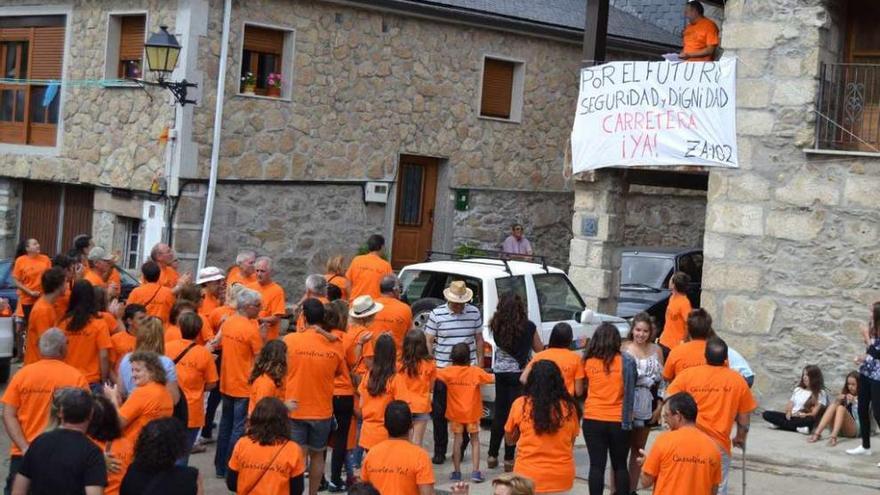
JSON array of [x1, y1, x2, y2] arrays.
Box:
[[0, 0, 681, 285], [571, 0, 880, 399]]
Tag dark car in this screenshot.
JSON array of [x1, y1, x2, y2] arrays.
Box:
[[615, 247, 703, 331], [1, 258, 140, 305]]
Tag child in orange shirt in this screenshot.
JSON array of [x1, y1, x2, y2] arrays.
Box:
[[356, 334, 398, 451], [248, 340, 288, 416], [436, 342, 494, 483], [394, 329, 436, 447]]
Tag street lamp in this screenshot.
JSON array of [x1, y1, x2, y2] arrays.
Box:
[[142, 25, 197, 106]]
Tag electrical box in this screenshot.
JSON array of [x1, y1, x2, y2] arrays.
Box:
[[364, 182, 390, 203], [455, 189, 469, 211]]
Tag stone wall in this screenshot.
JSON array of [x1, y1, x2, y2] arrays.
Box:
[[452, 190, 574, 270], [610, 0, 724, 39], [623, 185, 706, 248], [700, 0, 875, 401], [0, 179, 21, 259], [0, 0, 177, 191], [191, 0, 581, 193], [205, 182, 387, 298]]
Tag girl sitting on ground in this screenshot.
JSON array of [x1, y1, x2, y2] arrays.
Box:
[[808, 371, 859, 445], [762, 364, 828, 433]]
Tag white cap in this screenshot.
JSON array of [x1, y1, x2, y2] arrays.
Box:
[[196, 266, 225, 285]]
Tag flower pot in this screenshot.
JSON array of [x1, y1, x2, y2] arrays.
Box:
[[267, 86, 281, 97], [242, 83, 256, 94]]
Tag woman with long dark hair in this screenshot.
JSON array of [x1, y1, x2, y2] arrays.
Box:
[[88, 394, 134, 495], [227, 397, 306, 495], [11, 237, 52, 355], [248, 339, 288, 415], [120, 417, 201, 495], [394, 329, 436, 446], [59, 279, 111, 388], [357, 334, 397, 451], [762, 365, 828, 433], [810, 371, 859, 445], [487, 293, 542, 471], [504, 360, 579, 493], [848, 302, 880, 456], [582, 323, 636, 495], [324, 300, 356, 491]]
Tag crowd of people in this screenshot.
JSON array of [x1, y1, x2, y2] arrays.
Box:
[[1, 231, 879, 495]]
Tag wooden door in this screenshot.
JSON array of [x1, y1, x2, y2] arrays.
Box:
[[19, 181, 93, 256], [391, 155, 439, 270]]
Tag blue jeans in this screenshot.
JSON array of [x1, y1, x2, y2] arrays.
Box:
[[214, 395, 248, 476], [176, 427, 201, 467]]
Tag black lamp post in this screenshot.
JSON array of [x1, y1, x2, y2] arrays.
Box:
[[142, 25, 197, 106]]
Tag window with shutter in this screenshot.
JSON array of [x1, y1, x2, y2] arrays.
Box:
[[0, 18, 65, 147], [241, 24, 286, 96], [118, 15, 145, 78], [480, 58, 515, 119]]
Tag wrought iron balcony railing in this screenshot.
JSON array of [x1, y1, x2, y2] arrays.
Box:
[[815, 62, 880, 153]]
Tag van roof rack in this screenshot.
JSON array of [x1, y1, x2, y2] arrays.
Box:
[[424, 250, 550, 275]]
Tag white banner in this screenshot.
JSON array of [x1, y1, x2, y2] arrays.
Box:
[[571, 58, 738, 172]]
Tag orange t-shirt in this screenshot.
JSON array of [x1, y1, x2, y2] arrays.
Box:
[[166, 338, 219, 428], [324, 273, 349, 300], [667, 365, 757, 453], [436, 365, 494, 424], [284, 330, 345, 419], [659, 293, 692, 350], [331, 329, 355, 396], [526, 348, 585, 397], [227, 266, 256, 288], [118, 381, 173, 446], [126, 282, 175, 324], [373, 296, 413, 349], [361, 438, 435, 494], [357, 372, 398, 449], [583, 355, 624, 422], [59, 316, 112, 383], [504, 397, 580, 493], [209, 305, 236, 332], [83, 267, 121, 292], [393, 359, 436, 414], [343, 323, 372, 377], [201, 291, 222, 316], [157, 264, 180, 289], [295, 296, 329, 332], [91, 437, 133, 495], [24, 296, 57, 365], [682, 17, 720, 62], [1, 359, 89, 456], [110, 331, 136, 373], [228, 438, 305, 495], [642, 425, 722, 495], [249, 373, 285, 415], [12, 254, 52, 306], [248, 281, 286, 341], [100, 311, 120, 335], [663, 339, 709, 382], [164, 324, 183, 343], [345, 253, 392, 301], [53, 290, 70, 318], [220, 314, 263, 398]]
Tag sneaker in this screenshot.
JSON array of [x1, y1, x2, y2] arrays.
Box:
[[471, 471, 485, 483], [846, 446, 872, 456], [450, 471, 462, 482], [796, 426, 810, 435], [318, 477, 329, 492], [190, 442, 207, 454], [432, 453, 446, 465], [327, 480, 346, 493], [199, 435, 216, 445]]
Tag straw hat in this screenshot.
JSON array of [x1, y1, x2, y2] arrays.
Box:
[[196, 266, 225, 285], [87, 246, 115, 262], [443, 280, 473, 304], [349, 295, 384, 318]]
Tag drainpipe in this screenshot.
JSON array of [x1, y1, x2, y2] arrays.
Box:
[[197, 0, 232, 271]]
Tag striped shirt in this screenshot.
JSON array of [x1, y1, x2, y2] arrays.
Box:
[[425, 303, 482, 368]]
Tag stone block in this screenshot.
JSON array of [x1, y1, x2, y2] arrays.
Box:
[[569, 238, 589, 265], [726, 172, 771, 202], [722, 22, 784, 49], [721, 295, 777, 334], [702, 263, 762, 291], [568, 265, 612, 300], [771, 79, 818, 106], [775, 173, 840, 206], [844, 175, 880, 208], [736, 110, 775, 136], [706, 202, 764, 236], [737, 79, 772, 108], [702, 233, 726, 259], [765, 210, 825, 241]]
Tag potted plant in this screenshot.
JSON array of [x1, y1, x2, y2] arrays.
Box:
[[266, 72, 282, 97], [241, 71, 256, 94]]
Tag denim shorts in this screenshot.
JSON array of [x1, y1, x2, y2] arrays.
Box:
[[290, 418, 333, 451], [413, 413, 431, 422]]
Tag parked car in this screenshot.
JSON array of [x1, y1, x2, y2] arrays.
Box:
[[616, 247, 703, 331], [399, 253, 628, 419], [0, 258, 139, 383]]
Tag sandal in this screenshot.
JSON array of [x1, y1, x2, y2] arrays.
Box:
[[487, 457, 499, 469], [807, 433, 821, 443], [503, 460, 515, 473], [829, 436, 838, 447]]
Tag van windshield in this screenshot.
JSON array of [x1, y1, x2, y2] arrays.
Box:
[[533, 274, 585, 322], [621, 255, 673, 289]]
